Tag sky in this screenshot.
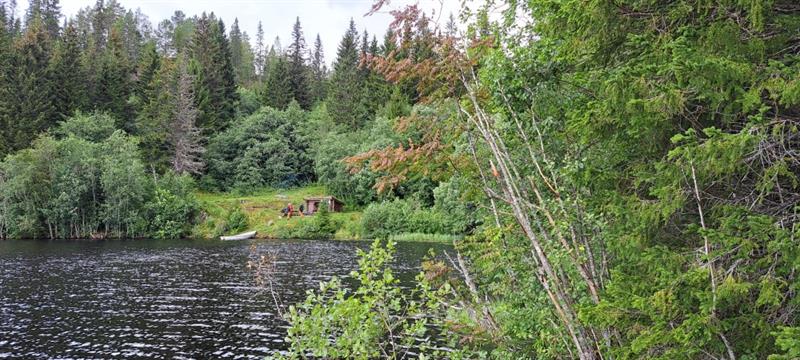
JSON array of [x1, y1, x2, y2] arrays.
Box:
[[15, 0, 466, 65]]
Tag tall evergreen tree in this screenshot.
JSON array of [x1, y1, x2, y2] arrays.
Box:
[[310, 33, 327, 104], [254, 21, 265, 78], [262, 55, 292, 110], [381, 28, 396, 57], [189, 13, 237, 134], [238, 31, 255, 84], [229, 17, 243, 84], [169, 57, 204, 175], [0, 1, 12, 156], [96, 23, 133, 130], [136, 57, 174, 171], [49, 22, 86, 119], [132, 39, 159, 120], [286, 17, 310, 109], [41, 0, 60, 38], [1, 18, 56, 153], [326, 19, 361, 128]]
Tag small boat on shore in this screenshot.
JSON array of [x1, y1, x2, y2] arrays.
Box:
[[220, 231, 257, 241]]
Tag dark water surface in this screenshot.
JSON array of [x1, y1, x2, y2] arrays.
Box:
[[0, 239, 451, 359]]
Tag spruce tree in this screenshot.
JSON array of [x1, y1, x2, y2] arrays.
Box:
[[49, 22, 86, 119], [189, 13, 237, 134], [169, 57, 204, 175], [135, 40, 160, 102], [310, 33, 327, 104], [136, 57, 174, 171], [254, 21, 265, 78], [381, 28, 396, 57], [286, 17, 310, 109], [0, 2, 11, 156], [263, 55, 292, 110], [41, 0, 60, 39], [326, 19, 361, 128], [2, 18, 56, 153], [214, 18, 237, 126], [96, 24, 133, 131], [229, 18, 243, 84]]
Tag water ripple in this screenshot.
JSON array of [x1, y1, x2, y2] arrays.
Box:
[[0, 238, 449, 358]]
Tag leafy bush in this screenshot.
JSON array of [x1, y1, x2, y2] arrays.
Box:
[[361, 198, 461, 239], [204, 104, 313, 192], [146, 174, 199, 239], [275, 206, 339, 240], [280, 240, 448, 359], [0, 113, 201, 239], [223, 206, 249, 234]]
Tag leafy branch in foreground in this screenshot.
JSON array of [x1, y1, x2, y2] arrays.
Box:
[[276, 240, 450, 359]]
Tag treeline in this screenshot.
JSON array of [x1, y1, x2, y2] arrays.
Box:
[[0, 0, 460, 238]]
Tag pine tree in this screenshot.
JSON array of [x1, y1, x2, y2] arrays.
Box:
[[310, 33, 327, 103], [136, 57, 174, 171], [189, 13, 237, 134], [287, 17, 310, 109], [41, 0, 60, 38], [214, 18, 237, 126], [132, 39, 159, 122], [381, 28, 396, 57], [254, 21, 265, 78], [96, 23, 133, 131], [1, 18, 56, 153], [49, 22, 86, 119], [229, 17, 243, 84], [263, 55, 292, 110], [0, 2, 12, 156], [326, 19, 361, 128], [169, 56, 204, 175]]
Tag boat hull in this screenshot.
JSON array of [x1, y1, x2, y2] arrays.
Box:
[[220, 231, 257, 241]]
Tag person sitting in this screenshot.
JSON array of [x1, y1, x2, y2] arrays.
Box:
[[299, 204, 305, 216], [286, 203, 294, 219]]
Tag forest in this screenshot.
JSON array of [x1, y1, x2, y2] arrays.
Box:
[[1, 0, 800, 358]]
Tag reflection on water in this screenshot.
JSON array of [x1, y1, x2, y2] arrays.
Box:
[[0, 239, 450, 359]]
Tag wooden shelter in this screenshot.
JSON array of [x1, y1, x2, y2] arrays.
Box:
[[303, 196, 344, 214]]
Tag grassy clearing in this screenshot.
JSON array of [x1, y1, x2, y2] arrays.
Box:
[[193, 185, 362, 240]]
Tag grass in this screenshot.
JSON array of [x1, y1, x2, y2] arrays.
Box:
[[193, 184, 363, 240], [387, 232, 463, 243]]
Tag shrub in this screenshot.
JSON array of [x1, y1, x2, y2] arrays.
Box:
[[146, 174, 199, 239], [204, 105, 313, 192], [360, 199, 414, 238], [223, 206, 249, 234], [280, 240, 449, 359], [361, 198, 461, 239]]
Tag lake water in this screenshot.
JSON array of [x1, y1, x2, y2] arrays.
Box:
[[0, 239, 451, 359]]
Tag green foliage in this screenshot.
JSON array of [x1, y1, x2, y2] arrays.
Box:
[[262, 55, 292, 110], [279, 240, 448, 359], [54, 111, 117, 142], [770, 327, 800, 360], [146, 173, 199, 239], [0, 18, 56, 156], [275, 205, 339, 240], [0, 113, 198, 239], [223, 206, 248, 234], [361, 199, 459, 239], [189, 13, 238, 134], [203, 105, 313, 191]]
